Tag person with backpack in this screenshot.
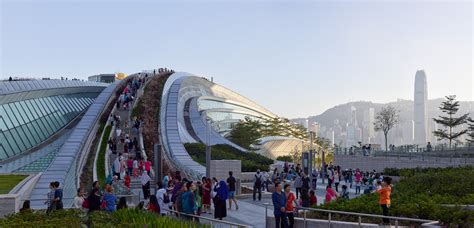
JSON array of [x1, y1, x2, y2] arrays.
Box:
[[156, 181, 170, 216], [226, 171, 238, 210], [175, 182, 187, 216], [253, 169, 263, 201], [182, 182, 197, 220]]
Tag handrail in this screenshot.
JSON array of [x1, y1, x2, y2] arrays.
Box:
[[162, 207, 249, 227], [263, 203, 439, 227]]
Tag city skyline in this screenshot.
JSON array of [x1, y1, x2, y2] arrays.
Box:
[[1, 1, 472, 118]]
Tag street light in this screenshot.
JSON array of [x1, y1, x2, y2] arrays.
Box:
[[205, 116, 212, 178]]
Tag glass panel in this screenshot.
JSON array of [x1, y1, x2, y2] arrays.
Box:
[[19, 101, 34, 122], [15, 126, 32, 149], [0, 132, 13, 158], [9, 128, 27, 151], [37, 99, 60, 130], [12, 103, 27, 124], [0, 105, 10, 130], [27, 101, 52, 135], [24, 100, 39, 119], [27, 122, 41, 144], [3, 130, 20, 156], [21, 124, 38, 146], [38, 116, 54, 136], [3, 104, 20, 128], [30, 99, 46, 117]]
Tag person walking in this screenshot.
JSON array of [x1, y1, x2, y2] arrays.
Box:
[[141, 171, 151, 200], [253, 169, 263, 201], [375, 177, 392, 225], [355, 169, 362, 194], [227, 171, 238, 210], [293, 173, 303, 199], [87, 188, 101, 212], [214, 180, 228, 220], [127, 157, 133, 177], [45, 182, 56, 213], [334, 170, 341, 192], [202, 178, 212, 214], [53, 181, 63, 210], [284, 184, 296, 228], [301, 172, 310, 193], [272, 182, 288, 228]]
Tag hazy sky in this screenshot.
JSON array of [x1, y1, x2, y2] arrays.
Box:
[[1, 0, 472, 118]]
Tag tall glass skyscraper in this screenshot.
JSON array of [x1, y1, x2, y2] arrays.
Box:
[[414, 70, 428, 145]]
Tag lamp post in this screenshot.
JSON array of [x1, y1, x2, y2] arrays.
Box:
[[205, 117, 212, 178]]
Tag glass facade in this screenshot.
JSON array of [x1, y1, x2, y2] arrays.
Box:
[[0, 93, 96, 160], [198, 99, 270, 135]]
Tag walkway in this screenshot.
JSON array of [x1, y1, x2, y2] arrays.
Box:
[[107, 76, 154, 204]]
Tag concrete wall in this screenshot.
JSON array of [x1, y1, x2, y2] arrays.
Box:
[[266, 216, 378, 228], [210, 160, 241, 181], [0, 194, 20, 218], [334, 155, 474, 172], [210, 160, 241, 194]]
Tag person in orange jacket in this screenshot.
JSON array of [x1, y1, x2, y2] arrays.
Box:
[[375, 176, 392, 225]]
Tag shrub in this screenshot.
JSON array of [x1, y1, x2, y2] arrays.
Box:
[[311, 166, 474, 227], [1, 209, 208, 227], [185, 143, 273, 172], [97, 124, 112, 184], [90, 209, 208, 227], [276, 155, 293, 162]]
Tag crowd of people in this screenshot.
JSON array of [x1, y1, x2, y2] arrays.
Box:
[[265, 162, 393, 227]]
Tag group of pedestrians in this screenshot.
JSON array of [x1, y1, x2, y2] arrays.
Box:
[[44, 181, 63, 213]]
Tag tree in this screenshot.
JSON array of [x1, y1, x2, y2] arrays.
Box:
[[467, 118, 474, 144], [432, 95, 469, 147], [374, 105, 400, 151], [227, 117, 263, 149]]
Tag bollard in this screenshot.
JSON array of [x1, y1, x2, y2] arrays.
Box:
[[304, 210, 307, 228], [328, 212, 331, 228], [358, 216, 362, 227]]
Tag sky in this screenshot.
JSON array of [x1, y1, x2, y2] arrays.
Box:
[[1, 0, 472, 118]]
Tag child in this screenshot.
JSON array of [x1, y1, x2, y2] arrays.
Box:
[[133, 159, 139, 178], [341, 185, 349, 199], [124, 172, 131, 189], [309, 190, 317, 206]]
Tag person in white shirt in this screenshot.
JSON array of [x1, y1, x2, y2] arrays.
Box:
[[73, 188, 85, 209]]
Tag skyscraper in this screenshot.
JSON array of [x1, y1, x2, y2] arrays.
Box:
[[414, 70, 428, 145]]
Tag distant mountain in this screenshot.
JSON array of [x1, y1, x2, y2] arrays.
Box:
[[301, 99, 474, 131]]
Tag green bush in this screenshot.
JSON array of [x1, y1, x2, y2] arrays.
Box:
[[311, 166, 474, 227], [90, 209, 208, 227], [185, 143, 273, 172], [97, 124, 112, 184], [1, 209, 208, 227], [0, 209, 85, 227], [276, 155, 293, 162]]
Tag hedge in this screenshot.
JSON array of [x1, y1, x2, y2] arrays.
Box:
[[0, 209, 208, 227], [185, 143, 273, 172], [311, 166, 474, 227], [276, 155, 293, 162], [96, 124, 112, 184]]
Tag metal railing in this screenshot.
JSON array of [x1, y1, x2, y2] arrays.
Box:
[[162, 208, 249, 227], [263, 203, 439, 228]]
